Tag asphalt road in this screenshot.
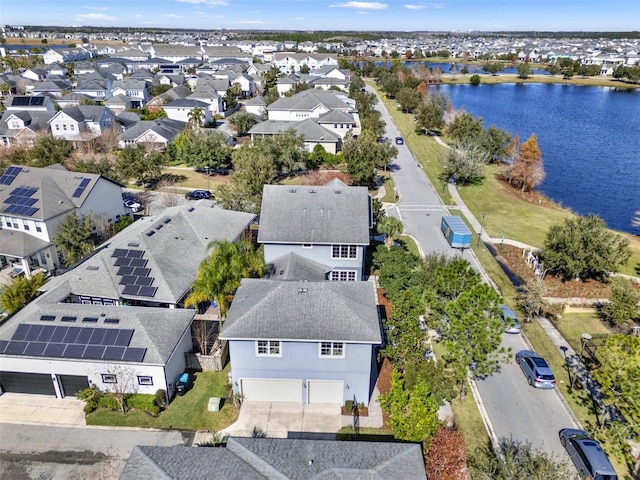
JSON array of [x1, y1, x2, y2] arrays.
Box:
[[370, 86, 578, 458], [0, 423, 189, 480]]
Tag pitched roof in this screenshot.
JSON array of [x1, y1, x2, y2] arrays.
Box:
[[119, 118, 186, 143], [220, 279, 381, 344], [248, 119, 341, 143], [265, 252, 330, 281], [120, 437, 426, 479], [257, 183, 370, 245], [268, 89, 353, 113], [47, 202, 255, 304]]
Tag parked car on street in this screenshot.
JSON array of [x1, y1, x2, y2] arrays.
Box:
[[123, 198, 142, 213], [559, 428, 618, 480], [185, 190, 212, 200], [515, 350, 556, 389], [395, 136, 404, 145], [499, 305, 522, 334]]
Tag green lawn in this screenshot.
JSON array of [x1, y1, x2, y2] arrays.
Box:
[[86, 368, 239, 431], [551, 312, 613, 354]]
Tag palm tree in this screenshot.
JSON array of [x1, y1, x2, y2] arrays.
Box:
[[188, 106, 205, 130], [184, 240, 264, 318], [377, 216, 404, 250]]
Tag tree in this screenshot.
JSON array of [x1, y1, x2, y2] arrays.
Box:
[[184, 240, 264, 318], [27, 136, 73, 167], [187, 106, 205, 130], [191, 319, 218, 355], [439, 283, 508, 397], [379, 371, 440, 442], [591, 335, 640, 440], [425, 426, 468, 480], [415, 97, 444, 134], [222, 145, 277, 212], [171, 130, 231, 171], [542, 215, 631, 281], [439, 141, 489, 185], [224, 82, 242, 110], [481, 126, 512, 163], [506, 133, 544, 192], [377, 216, 404, 250], [53, 212, 96, 267], [255, 130, 308, 174], [471, 440, 573, 480], [228, 112, 258, 136], [100, 365, 138, 414], [0, 273, 46, 314], [599, 277, 640, 327], [343, 131, 397, 186], [116, 144, 163, 185], [470, 74, 481, 85], [299, 63, 310, 74], [447, 112, 484, 145], [395, 87, 421, 113], [516, 279, 548, 321], [517, 63, 532, 79], [382, 289, 426, 366]]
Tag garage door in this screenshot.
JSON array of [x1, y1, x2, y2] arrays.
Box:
[[59, 375, 89, 397], [0, 371, 55, 396], [308, 380, 344, 404], [241, 379, 301, 403]]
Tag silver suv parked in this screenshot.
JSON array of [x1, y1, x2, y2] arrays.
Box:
[[559, 428, 617, 480]]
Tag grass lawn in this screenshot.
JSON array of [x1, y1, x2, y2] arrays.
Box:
[[551, 312, 613, 354], [379, 171, 398, 203], [86, 368, 239, 431], [443, 73, 640, 89]]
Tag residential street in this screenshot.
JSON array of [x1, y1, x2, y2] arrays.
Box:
[[370, 86, 578, 457]]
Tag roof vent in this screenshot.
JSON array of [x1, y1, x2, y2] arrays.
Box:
[[187, 207, 195, 212], [86, 265, 99, 271], [309, 189, 316, 194], [146, 230, 155, 237], [288, 188, 297, 193], [127, 242, 139, 247], [298, 287, 308, 294], [334, 190, 342, 194]]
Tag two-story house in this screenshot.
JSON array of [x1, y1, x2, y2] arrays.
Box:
[[258, 180, 371, 281], [220, 279, 382, 405], [48, 106, 116, 143], [0, 164, 125, 276]]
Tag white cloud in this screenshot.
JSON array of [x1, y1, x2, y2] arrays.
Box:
[[430, 2, 444, 8], [330, 2, 388, 10], [176, 0, 229, 5], [164, 13, 185, 19], [75, 13, 116, 22], [294, 17, 304, 20], [234, 19, 267, 24], [405, 4, 425, 9], [83, 5, 109, 10]]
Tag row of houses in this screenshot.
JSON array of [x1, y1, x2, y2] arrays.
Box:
[[0, 162, 382, 410]]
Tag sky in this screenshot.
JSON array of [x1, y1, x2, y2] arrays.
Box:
[[2, 0, 639, 32]]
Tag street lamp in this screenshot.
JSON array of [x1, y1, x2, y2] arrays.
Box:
[[571, 333, 592, 390], [477, 212, 487, 246]]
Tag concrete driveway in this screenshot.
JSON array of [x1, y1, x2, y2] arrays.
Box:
[[0, 393, 86, 426], [220, 402, 341, 439]]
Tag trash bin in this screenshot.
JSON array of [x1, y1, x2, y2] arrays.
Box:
[[176, 372, 189, 396]]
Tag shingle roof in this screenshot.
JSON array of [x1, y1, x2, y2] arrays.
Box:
[[119, 118, 186, 142], [257, 183, 370, 245], [268, 89, 353, 113], [120, 438, 426, 479], [220, 279, 381, 344], [266, 252, 330, 281]]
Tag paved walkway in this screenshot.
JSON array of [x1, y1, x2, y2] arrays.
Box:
[[0, 393, 86, 426]]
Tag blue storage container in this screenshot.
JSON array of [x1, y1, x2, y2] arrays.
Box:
[[441, 216, 472, 248]]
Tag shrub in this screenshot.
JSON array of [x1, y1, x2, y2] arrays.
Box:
[[470, 74, 481, 85], [97, 394, 121, 410], [155, 389, 168, 410], [127, 394, 160, 414], [76, 387, 102, 413]]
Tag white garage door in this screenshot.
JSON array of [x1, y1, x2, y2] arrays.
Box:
[[308, 380, 344, 404], [241, 379, 302, 403]]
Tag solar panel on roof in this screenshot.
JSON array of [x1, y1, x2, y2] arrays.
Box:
[[103, 346, 126, 361], [123, 284, 141, 296], [72, 177, 91, 198], [44, 343, 66, 357], [37, 325, 56, 342], [127, 249, 144, 259], [112, 248, 128, 258], [135, 276, 153, 287], [24, 324, 43, 342], [12, 324, 30, 341], [12, 97, 30, 106], [138, 286, 158, 298], [117, 266, 135, 276], [63, 326, 81, 343], [51, 327, 67, 342], [83, 345, 105, 359], [63, 343, 86, 358], [0, 340, 8, 354], [115, 329, 134, 347], [114, 257, 132, 267], [119, 275, 136, 285], [89, 328, 107, 345], [133, 267, 151, 277], [25, 342, 47, 356], [129, 258, 147, 268], [122, 347, 146, 362], [101, 329, 119, 345], [76, 328, 94, 344], [5, 341, 28, 355]]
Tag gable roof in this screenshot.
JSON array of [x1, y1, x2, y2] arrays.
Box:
[[257, 183, 370, 245], [47, 202, 255, 305], [120, 437, 426, 479], [268, 89, 353, 113], [220, 279, 381, 344], [119, 118, 186, 143], [265, 252, 330, 281], [249, 119, 341, 144]]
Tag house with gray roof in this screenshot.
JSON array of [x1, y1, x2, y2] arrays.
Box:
[[0, 164, 125, 277], [248, 118, 342, 154], [163, 98, 211, 124], [0, 110, 54, 148], [48, 105, 116, 143], [220, 278, 382, 405], [119, 118, 186, 150], [120, 437, 427, 479], [258, 181, 371, 281]]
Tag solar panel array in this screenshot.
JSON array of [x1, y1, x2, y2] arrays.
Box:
[[0, 323, 146, 362], [112, 248, 158, 298], [0, 166, 23, 186], [3, 185, 39, 217], [11, 97, 45, 107], [72, 177, 91, 198]]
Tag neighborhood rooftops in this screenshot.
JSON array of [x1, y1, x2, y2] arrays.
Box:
[[220, 278, 382, 344], [257, 181, 371, 245]]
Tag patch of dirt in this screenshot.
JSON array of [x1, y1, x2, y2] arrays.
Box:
[[375, 357, 393, 428], [493, 176, 565, 210], [497, 244, 640, 299]]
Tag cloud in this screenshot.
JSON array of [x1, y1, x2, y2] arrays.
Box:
[[430, 2, 444, 8], [75, 13, 116, 22], [83, 5, 109, 10], [330, 2, 388, 10], [164, 13, 185, 18], [404, 4, 425, 9], [176, 0, 229, 5]]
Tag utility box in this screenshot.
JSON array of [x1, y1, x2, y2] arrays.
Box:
[[441, 216, 472, 249]]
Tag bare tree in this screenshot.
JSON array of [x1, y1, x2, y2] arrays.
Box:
[[506, 133, 545, 192], [191, 319, 218, 355], [100, 366, 138, 413]]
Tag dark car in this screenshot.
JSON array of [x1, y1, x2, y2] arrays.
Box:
[[395, 136, 404, 145], [559, 428, 617, 480], [185, 190, 212, 200], [515, 350, 556, 389]]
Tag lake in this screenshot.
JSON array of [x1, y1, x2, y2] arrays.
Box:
[[433, 83, 640, 235]]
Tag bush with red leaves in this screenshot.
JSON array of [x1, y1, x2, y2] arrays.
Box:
[[425, 426, 469, 480]]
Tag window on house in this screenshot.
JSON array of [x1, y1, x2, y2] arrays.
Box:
[[35, 225, 42, 232], [70, 125, 75, 131], [137, 376, 153, 386], [101, 374, 117, 384], [320, 342, 344, 358], [331, 245, 357, 259], [55, 124, 60, 130], [63, 125, 67, 131], [24, 224, 29, 231], [330, 270, 356, 281], [256, 340, 281, 357], [302, 244, 312, 249]]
